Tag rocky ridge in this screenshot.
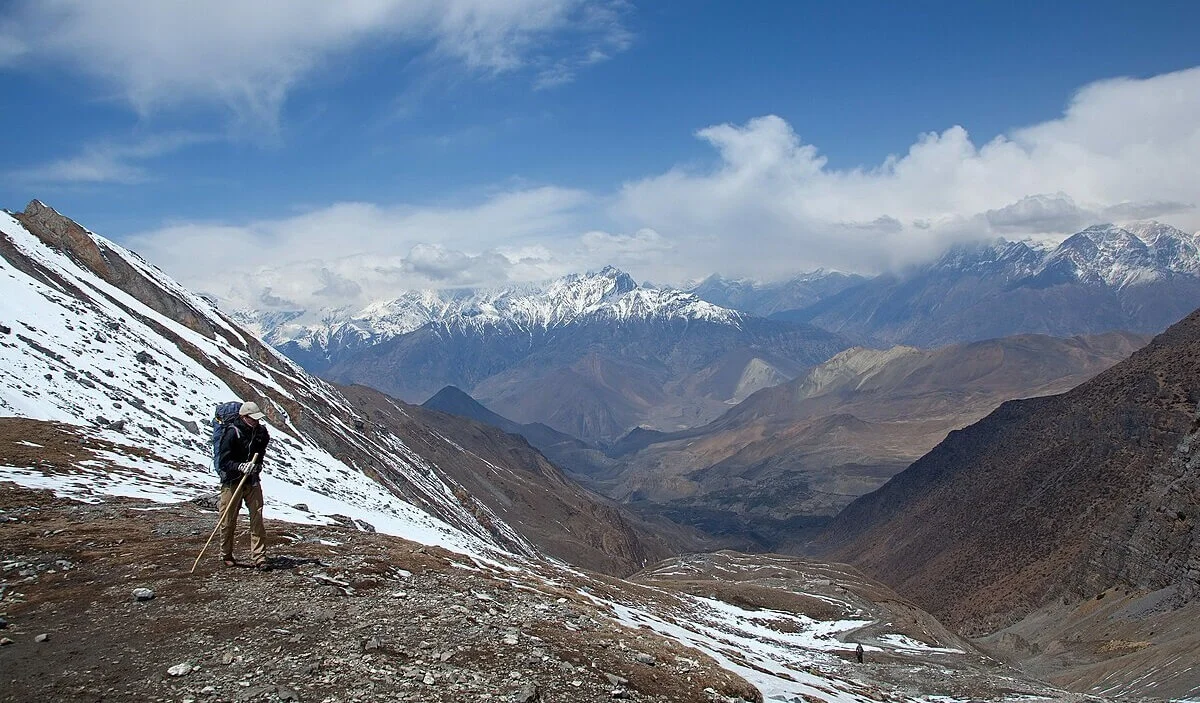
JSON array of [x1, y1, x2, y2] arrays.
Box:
[[237, 266, 742, 373]]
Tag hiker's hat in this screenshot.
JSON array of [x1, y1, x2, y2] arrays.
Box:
[[239, 401, 267, 420]]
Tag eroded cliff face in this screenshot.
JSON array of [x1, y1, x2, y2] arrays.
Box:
[[807, 308, 1200, 699], [1086, 410, 1200, 604], [977, 416, 1200, 700]]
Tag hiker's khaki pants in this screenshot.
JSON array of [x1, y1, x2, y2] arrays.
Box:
[[219, 483, 266, 563]]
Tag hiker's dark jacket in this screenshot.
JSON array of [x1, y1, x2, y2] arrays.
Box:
[[217, 417, 270, 487]]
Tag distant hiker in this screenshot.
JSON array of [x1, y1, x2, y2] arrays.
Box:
[[855, 643, 865, 664], [215, 401, 271, 568]]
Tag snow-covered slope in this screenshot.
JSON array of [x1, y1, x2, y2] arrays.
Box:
[[0, 201, 538, 560], [238, 266, 742, 364]]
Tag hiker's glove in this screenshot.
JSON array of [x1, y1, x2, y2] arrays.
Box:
[[238, 461, 258, 475]]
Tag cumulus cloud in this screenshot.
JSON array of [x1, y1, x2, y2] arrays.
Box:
[[985, 193, 1089, 233], [614, 67, 1200, 277], [312, 268, 364, 300], [0, 0, 630, 124], [126, 187, 591, 309], [126, 66, 1200, 310]]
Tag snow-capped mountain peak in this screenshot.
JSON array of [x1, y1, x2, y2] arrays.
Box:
[[242, 266, 743, 363], [916, 222, 1200, 291], [1123, 220, 1198, 246], [1039, 222, 1200, 288]]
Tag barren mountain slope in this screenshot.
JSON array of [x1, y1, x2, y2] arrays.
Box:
[[599, 332, 1147, 549], [338, 383, 701, 574], [812, 307, 1200, 662]]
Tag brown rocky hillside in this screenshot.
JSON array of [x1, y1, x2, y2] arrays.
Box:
[[812, 308, 1200, 632]]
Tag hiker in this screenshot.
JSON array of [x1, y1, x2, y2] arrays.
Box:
[[856, 643, 865, 664], [216, 401, 271, 568]]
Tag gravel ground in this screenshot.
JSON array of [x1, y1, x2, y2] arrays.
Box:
[[0, 485, 757, 703]]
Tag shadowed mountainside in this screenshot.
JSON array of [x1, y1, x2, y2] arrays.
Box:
[[811, 307, 1200, 637], [422, 385, 615, 478]]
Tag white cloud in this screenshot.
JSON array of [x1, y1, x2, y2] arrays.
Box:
[[125, 187, 591, 309], [10, 132, 213, 185], [985, 193, 1088, 233], [0, 0, 630, 125], [124, 66, 1200, 311], [614, 66, 1200, 277], [532, 1, 631, 90]]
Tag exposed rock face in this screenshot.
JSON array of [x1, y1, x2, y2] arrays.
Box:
[[1087, 411, 1200, 603], [812, 307, 1200, 636], [16, 201, 233, 345], [973, 417, 1200, 699]]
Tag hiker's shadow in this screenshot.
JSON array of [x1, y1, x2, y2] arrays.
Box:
[[263, 555, 326, 571]]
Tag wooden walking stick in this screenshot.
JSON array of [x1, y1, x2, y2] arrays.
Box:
[[191, 453, 259, 573]]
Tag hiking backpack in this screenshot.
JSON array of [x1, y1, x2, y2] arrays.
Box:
[[211, 401, 243, 472]]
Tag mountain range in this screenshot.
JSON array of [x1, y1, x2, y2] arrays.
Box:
[[250, 268, 853, 443], [779, 222, 1200, 346], [6, 200, 1200, 699], [240, 220, 1200, 447], [5, 200, 1083, 703], [236, 266, 745, 374], [440, 332, 1145, 550]]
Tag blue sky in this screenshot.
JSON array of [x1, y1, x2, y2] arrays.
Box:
[[0, 1, 1198, 308]]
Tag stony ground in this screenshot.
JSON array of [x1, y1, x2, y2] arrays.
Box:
[[0, 483, 1127, 703], [0, 484, 758, 703]]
